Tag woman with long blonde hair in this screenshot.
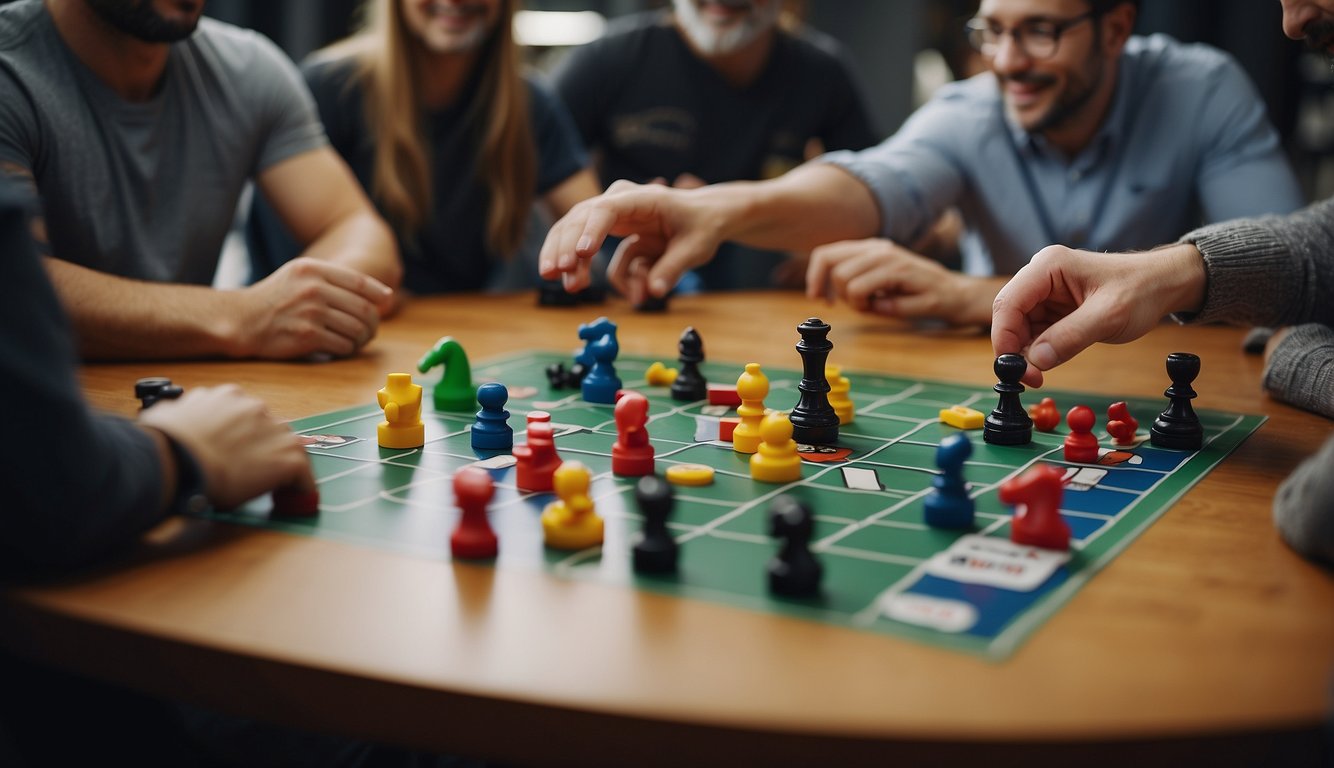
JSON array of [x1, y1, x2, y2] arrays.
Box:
[[249, 0, 599, 293]]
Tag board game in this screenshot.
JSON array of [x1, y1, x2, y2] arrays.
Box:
[[212, 348, 1263, 659]]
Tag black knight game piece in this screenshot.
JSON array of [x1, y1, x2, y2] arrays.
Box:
[[789, 318, 839, 445], [1150, 352, 1204, 451], [983, 354, 1032, 446]]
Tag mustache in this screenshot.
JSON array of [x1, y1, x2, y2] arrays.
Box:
[[998, 72, 1056, 87], [1305, 18, 1334, 51]]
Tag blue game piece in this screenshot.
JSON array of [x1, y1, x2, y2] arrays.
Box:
[[471, 382, 513, 452], [581, 332, 622, 404], [923, 433, 975, 529], [575, 316, 618, 368]]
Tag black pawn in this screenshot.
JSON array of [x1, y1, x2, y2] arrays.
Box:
[[789, 318, 839, 445], [1150, 352, 1204, 450], [767, 495, 822, 597], [632, 475, 678, 574], [670, 327, 707, 401], [135, 377, 184, 411], [983, 354, 1032, 445]]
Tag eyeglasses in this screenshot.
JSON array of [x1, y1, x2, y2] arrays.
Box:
[[964, 11, 1096, 60]]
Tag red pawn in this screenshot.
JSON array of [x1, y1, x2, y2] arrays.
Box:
[[1063, 405, 1100, 464], [1029, 396, 1060, 432], [451, 467, 497, 559], [514, 421, 562, 492], [612, 391, 655, 476], [999, 464, 1070, 550], [271, 485, 320, 518], [1106, 401, 1139, 446]]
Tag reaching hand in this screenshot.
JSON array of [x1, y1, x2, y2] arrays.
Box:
[[991, 243, 1207, 387], [233, 257, 393, 359], [139, 385, 314, 510]]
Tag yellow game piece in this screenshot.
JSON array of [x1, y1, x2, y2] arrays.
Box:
[[665, 463, 715, 486], [645, 361, 679, 386], [750, 412, 802, 483], [733, 362, 770, 454], [541, 461, 604, 550], [939, 404, 985, 430], [377, 373, 425, 448], [826, 363, 855, 425]]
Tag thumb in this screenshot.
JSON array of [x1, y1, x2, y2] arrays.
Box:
[[645, 233, 714, 298], [1026, 301, 1117, 372]]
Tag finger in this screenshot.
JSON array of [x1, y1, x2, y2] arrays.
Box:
[[1025, 300, 1119, 373], [805, 248, 842, 302], [626, 252, 651, 306], [307, 260, 394, 305], [643, 233, 711, 298], [606, 234, 642, 296], [841, 261, 905, 312], [990, 266, 1053, 357]]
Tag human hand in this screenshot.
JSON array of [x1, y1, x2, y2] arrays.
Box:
[[806, 238, 989, 323], [230, 257, 393, 359], [139, 385, 314, 510], [991, 243, 1206, 387]]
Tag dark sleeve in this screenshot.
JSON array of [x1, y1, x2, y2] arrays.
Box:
[[0, 183, 171, 575], [549, 36, 616, 147], [528, 76, 591, 194], [800, 32, 878, 151]]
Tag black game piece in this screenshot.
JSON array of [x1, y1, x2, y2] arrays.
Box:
[[544, 362, 589, 390], [537, 279, 579, 307], [135, 377, 184, 411], [789, 318, 839, 445], [767, 495, 822, 597], [632, 475, 678, 574], [1150, 352, 1204, 451], [634, 292, 669, 313], [983, 354, 1032, 445], [670, 327, 707, 401]]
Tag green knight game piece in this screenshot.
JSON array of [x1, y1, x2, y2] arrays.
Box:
[[418, 336, 475, 411]]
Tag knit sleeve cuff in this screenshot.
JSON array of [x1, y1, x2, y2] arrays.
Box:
[[1262, 323, 1334, 419], [1171, 220, 1292, 326]]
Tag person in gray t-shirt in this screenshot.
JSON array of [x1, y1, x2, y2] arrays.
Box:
[[0, 0, 401, 360]]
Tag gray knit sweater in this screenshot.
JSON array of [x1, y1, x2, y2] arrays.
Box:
[[1180, 199, 1334, 566]]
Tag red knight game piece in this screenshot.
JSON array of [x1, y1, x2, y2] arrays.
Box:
[[514, 421, 562, 492], [1106, 401, 1139, 446], [999, 464, 1070, 550], [612, 391, 655, 476], [1029, 396, 1060, 432], [1063, 405, 1100, 464], [450, 467, 497, 559]]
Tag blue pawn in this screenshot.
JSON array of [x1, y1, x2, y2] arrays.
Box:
[[581, 332, 622, 404], [575, 316, 618, 368], [471, 382, 513, 451], [923, 433, 975, 529]]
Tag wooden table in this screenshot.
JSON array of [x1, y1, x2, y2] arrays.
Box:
[[3, 292, 1331, 766]]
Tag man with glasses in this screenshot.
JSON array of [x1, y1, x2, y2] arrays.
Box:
[[538, 0, 1301, 327]]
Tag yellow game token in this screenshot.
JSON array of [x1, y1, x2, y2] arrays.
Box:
[[939, 405, 985, 430], [665, 463, 715, 486]]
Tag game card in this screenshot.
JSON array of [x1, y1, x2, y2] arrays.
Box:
[[924, 534, 1071, 592], [298, 434, 361, 450]]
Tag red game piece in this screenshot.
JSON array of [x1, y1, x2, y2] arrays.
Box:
[[612, 391, 655, 476], [1029, 396, 1060, 432], [1106, 401, 1139, 446], [1063, 405, 1100, 464], [271, 485, 320, 518], [526, 410, 551, 425], [514, 421, 562, 492], [718, 416, 741, 442], [706, 383, 742, 407], [999, 464, 1070, 550], [451, 467, 497, 559]]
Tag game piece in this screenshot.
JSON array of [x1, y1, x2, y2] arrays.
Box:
[[665, 463, 715, 486], [541, 461, 604, 550], [645, 361, 678, 386], [537, 279, 579, 307], [939, 404, 984, 430], [1063, 405, 1100, 464], [983, 354, 1033, 446], [417, 336, 475, 411], [581, 326, 622, 404], [575, 316, 617, 368], [545, 362, 582, 390], [471, 382, 513, 452], [270, 485, 320, 518], [634, 292, 669, 313], [732, 362, 770, 454], [706, 383, 742, 407], [670, 327, 708, 401], [718, 416, 741, 442], [750, 412, 802, 484], [134, 377, 184, 410], [514, 421, 562, 492], [789, 318, 840, 445], [923, 433, 974, 529], [999, 464, 1071, 551], [450, 467, 497, 559], [767, 495, 822, 597], [1029, 396, 1060, 432], [1106, 401, 1139, 446], [527, 410, 551, 424], [632, 475, 678, 574], [1150, 353, 1203, 451], [376, 373, 425, 449], [612, 391, 655, 476], [825, 364, 855, 425]]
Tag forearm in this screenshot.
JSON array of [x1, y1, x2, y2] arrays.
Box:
[[298, 209, 401, 292], [1263, 324, 1334, 419], [1273, 431, 1334, 567], [711, 164, 881, 252]]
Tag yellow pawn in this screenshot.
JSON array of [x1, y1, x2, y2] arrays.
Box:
[[826, 364, 854, 425], [733, 362, 770, 454], [541, 461, 604, 549], [750, 412, 802, 483], [377, 373, 424, 449], [645, 361, 679, 387]]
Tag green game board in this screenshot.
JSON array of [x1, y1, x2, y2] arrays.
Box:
[[213, 351, 1263, 659]]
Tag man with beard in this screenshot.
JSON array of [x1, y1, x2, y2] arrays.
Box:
[[551, 0, 877, 291], [540, 0, 1303, 324], [0, 0, 402, 361]]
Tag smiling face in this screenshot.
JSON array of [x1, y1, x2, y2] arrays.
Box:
[[82, 0, 204, 42], [1280, 0, 1334, 53], [672, 0, 781, 56], [400, 0, 500, 55]]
